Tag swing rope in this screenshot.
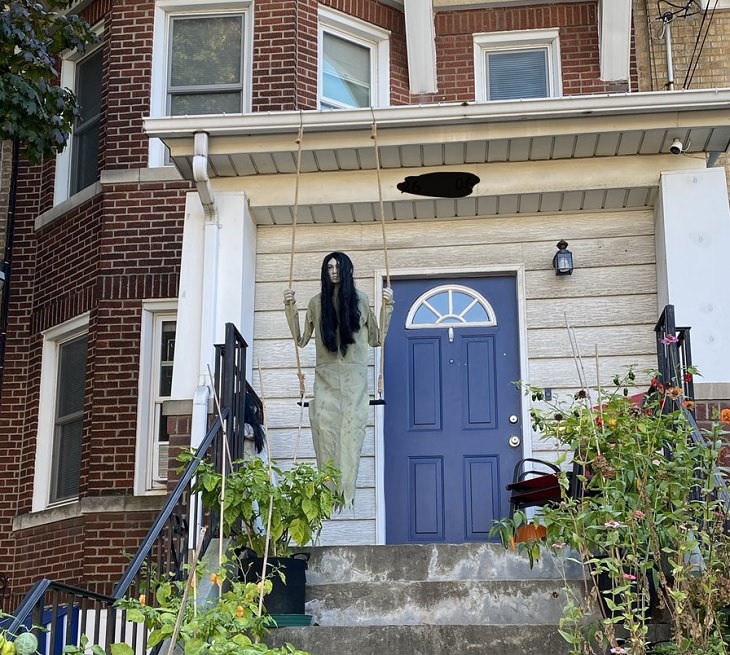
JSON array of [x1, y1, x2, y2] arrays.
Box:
[[288, 118, 306, 402], [287, 118, 307, 459], [371, 118, 391, 399]]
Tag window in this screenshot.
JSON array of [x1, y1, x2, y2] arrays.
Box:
[[54, 35, 103, 204], [135, 303, 177, 493], [168, 14, 245, 115], [405, 285, 496, 329], [474, 29, 561, 102], [150, 1, 252, 166], [318, 7, 390, 110], [34, 314, 90, 511]]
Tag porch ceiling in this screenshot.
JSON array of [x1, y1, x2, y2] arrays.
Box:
[[144, 90, 730, 224]]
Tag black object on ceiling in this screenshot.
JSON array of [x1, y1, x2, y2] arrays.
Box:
[[397, 172, 480, 198]]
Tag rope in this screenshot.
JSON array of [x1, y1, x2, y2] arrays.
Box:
[[371, 118, 391, 398], [287, 117, 306, 401]]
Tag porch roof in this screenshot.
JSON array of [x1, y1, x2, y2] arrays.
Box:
[[144, 89, 730, 224]]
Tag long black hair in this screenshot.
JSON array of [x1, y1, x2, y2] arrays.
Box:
[[320, 251, 361, 356]]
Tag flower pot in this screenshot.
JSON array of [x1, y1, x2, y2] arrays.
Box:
[[238, 553, 309, 615]]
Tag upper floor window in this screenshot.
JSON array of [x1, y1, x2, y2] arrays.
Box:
[[168, 14, 245, 114], [34, 314, 90, 511], [318, 7, 390, 110], [474, 29, 561, 102], [54, 34, 103, 204], [150, 1, 252, 166]]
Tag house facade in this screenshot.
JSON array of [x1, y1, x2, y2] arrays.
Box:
[[1, 0, 729, 604]]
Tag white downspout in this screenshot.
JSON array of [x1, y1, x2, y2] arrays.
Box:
[[193, 131, 216, 219], [189, 132, 218, 548]]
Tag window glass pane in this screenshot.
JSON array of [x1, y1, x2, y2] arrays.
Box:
[[413, 305, 438, 324], [323, 32, 370, 107], [170, 92, 242, 115], [53, 419, 83, 501], [57, 336, 88, 417], [488, 49, 548, 100], [451, 291, 473, 315], [464, 304, 489, 323], [159, 321, 176, 397], [426, 292, 449, 315], [171, 16, 243, 88], [52, 334, 88, 502], [71, 48, 102, 194], [71, 121, 100, 195], [76, 49, 103, 124]]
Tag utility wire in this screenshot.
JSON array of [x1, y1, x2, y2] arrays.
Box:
[[684, 0, 718, 88]]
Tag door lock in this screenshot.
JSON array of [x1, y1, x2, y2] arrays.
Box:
[[508, 435, 521, 448], [509, 415, 519, 424]]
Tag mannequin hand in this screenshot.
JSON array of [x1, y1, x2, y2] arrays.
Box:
[[284, 289, 296, 304], [382, 287, 394, 305]]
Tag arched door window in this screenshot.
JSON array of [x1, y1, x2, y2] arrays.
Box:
[[405, 284, 497, 329]]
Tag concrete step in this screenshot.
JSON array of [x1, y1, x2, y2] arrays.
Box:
[[305, 578, 583, 626], [266, 624, 573, 655], [303, 543, 584, 585]]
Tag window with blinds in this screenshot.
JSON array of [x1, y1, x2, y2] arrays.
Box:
[[50, 334, 88, 503], [473, 29, 561, 103], [318, 6, 390, 110], [486, 49, 549, 101]]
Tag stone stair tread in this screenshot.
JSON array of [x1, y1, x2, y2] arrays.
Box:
[[304, 543, 584, 584], [305, 579, 585, 626], [266, 623, 573, 655]]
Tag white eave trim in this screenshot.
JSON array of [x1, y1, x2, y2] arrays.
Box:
[[404, 0, 438, 94], [144, 88, 730, 139], [599, 0, 632, 82]]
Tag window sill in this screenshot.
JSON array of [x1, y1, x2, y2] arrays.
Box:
[[36, 182, 103, 231], [13, 494, 166, 532]]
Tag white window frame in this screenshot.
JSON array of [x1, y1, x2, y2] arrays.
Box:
[[54, 24, 104, 206], [405, 284, 497, 329], [473, 28, 562, 103], [318, 6, 390, 109], [149, 0, 253, 167], [134, 301, 178, 495], [33, 313, 90, 512]]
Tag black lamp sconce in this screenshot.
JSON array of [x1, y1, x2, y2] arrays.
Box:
[[552, 240, 574, 276]]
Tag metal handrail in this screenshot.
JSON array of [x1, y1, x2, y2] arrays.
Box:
[[7, 323, 254, 653]]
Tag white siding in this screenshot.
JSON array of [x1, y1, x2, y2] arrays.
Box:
[[252, 208, 658, 544]]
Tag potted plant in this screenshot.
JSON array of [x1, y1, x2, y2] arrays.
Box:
[[182, 452, 344, 620], [491, 368, 730, 655]]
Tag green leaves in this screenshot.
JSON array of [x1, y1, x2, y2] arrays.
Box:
[[0, 0, 97, 162]]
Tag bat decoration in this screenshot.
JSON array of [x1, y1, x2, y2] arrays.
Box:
[[397, 172, 480, 198]]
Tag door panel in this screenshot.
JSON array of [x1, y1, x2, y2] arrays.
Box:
[[384, 276, 522, 544]]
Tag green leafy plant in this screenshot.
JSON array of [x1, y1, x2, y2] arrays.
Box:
[[492, 368, 730, 655], [61, 565, 309, 655], [181, 453, 344, 558]]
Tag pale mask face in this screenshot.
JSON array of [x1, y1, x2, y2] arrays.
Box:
[[327, 258, 340, 284]]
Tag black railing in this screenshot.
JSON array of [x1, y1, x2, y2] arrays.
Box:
[[655, 304, 695, 401], [6, 323, 255, 655]]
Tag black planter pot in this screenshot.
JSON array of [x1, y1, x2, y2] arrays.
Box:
[[237, 552, 310, 615], [595, 560, 658, 620]]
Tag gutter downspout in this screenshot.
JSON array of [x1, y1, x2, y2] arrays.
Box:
[[190, 131, 217, 548]]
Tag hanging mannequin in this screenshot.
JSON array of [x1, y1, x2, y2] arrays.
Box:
[[284, 251, 393, 506]]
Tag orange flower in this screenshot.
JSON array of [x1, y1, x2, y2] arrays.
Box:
[[235, 605, 244, 618], [138, 594, 146, 606], [666, 386, 683, 399], [210, 573, 220, 586], [720, 408, 730, 424]]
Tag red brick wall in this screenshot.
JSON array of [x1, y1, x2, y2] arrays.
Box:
[[0, 0, 642, 601]]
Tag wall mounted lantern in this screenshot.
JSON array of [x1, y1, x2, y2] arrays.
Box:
[[552, 239, 573, 276]]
